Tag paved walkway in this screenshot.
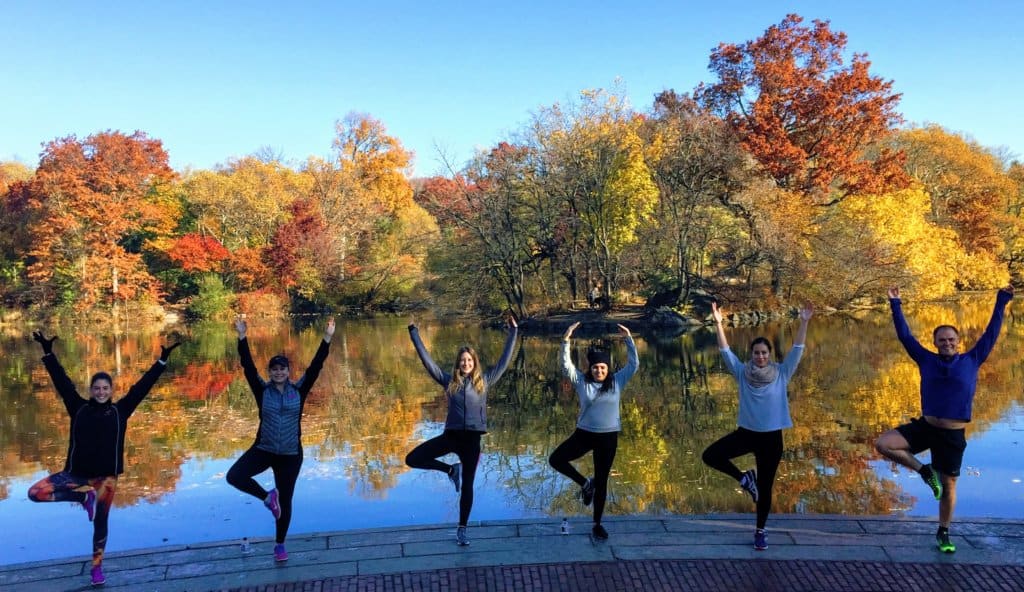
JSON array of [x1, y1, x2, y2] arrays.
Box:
[[2, 515, 1023, 591]]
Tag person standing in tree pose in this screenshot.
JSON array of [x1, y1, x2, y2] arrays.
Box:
[[702, 302, 812, 551], [549, 322, 639, 541], [227, 316, 334, 562], [875, 285, 1013, 553], [28, 331, 179, 587], [405, 318, 518, 546]]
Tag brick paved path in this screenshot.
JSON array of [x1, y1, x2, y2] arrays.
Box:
[[223, 558, 1024, 592]]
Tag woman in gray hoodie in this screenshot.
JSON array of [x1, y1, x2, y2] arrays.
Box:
[[406, 318, 518, 546]]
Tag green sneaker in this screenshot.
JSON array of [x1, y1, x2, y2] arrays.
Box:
[[936, 529, 956, 553], [919, 465, 942, 500]]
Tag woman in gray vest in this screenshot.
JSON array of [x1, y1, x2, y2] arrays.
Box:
[[405, 318, 518, 546], [550, 322, 638, 541], [226, 316, 334, 562]]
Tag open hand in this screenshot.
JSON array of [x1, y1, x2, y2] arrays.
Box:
[[160, 342, 182, 362], [32, 331, 57, 355]]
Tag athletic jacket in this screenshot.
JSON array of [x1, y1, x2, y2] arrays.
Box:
[[238, 337, 330, 455], [890, 289, 1012, 421], [42, 353, 166, 477], [409, 325, 518, 432]]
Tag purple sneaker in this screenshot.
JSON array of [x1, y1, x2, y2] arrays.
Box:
[[82, 490, 97, 522], [264, 489, 281, 520], [90, 565, 105, 586], [754, 528, 768, 551], [273, 543, 288, 562]]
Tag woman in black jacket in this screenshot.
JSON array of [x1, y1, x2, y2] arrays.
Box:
[[27, 331, 178, 588]]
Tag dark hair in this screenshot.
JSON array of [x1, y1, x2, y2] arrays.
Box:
[[749, 337, 772, 353], [90, 372, 113, 387], [268, 354, 290, 369], [932, 325, 959, 339], [584, 348, 615, 392]]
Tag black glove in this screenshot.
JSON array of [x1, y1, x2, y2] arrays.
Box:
[[32, 331, 57, 355], [160, 342, 182, 362]]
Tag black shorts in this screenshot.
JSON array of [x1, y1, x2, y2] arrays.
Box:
[[896, 417, 967, 477]]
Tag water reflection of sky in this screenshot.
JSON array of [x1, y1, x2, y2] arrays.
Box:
[[6, 411, 1023, 566], [869, 403, 1024, 517]]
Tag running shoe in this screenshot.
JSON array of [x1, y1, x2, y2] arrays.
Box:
[[936, 529, 956, 553], [581, 477, 595, 507], [592, 524, 609, 540], [449, 463, 462, 493], [754, 529, 768, 551], [273, 543, 289, 562], [919, 465, 942, 500], [456, 526, 470, 546], [739, 469, 759, 503], [264, 489, 282, 520], [90, 565, 105, 586], [82, 489, 97, 522]]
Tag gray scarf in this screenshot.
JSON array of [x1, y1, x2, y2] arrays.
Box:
[[743, 360, 779, 388]]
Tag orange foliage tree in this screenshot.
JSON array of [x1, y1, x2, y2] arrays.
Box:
[[696, 13, 908, 204], [168, 233, 230, 273], [23, 131, 178, 308]]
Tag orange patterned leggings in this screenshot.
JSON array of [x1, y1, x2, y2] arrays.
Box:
[[29, 471, 118, 567]]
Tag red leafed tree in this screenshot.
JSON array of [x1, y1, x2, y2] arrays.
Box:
[[697, 14, 909, 204], [266, 198, 330, 292], [25, 130, 177, 308], [414, 175, 476, 228], [168, 233, 230, 272]]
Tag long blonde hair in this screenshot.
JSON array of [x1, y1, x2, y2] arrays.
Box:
[[447, 346, 486, 395]]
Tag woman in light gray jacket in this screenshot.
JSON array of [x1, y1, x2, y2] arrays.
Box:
[[549, 322, 638, 541]]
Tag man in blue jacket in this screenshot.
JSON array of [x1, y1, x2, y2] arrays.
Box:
[[875, 285, 1013, 553]]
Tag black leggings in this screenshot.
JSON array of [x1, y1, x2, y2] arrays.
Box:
[[405, 429, 482, 526], [227, 446, 303, 544], [702, 427, 783, 529], [548, 429, 619, 524]]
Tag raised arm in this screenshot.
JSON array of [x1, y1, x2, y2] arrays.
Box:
[[794, 303, 813, 346], [560, 321, 583, 377], [117, 342, 178, 416], [484, 317, 518, 385], [888, 287, 930, 362], [614, 324, 639, 386], [235, 317, 266, 401], [408, 322, 448, 386], [297, 317, 334, 397], [34, 332, 83, 415], [711, 302, 729, 349], [968, 285, 1014, 364]]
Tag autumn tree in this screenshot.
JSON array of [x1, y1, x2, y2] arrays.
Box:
[[534, 88, 659, 302], [637, 92, 753, 303], [24, 131, 178, 309], [889, 126, 1017, 287], [0, 164, 35, 302], [305, 113, 437, 309], [697, 13, 908, 204]]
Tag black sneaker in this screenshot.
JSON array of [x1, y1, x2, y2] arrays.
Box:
[[936, 528, 956, 553], [591, 523, 609, 540], [739, 469, 759, 503], [581, 478, 595, 506], [919, 464, 942, 500]]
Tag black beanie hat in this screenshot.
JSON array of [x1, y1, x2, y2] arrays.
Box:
[[586, 349, 611, 368], [268, 354, 290, 369]]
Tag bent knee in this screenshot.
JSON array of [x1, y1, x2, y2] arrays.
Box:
[[27, 487, 43, 502]]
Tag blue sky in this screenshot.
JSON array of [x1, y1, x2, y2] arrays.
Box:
[[3, 1, 1021, 177]]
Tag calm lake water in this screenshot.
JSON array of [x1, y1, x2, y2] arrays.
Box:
[[2, 298, 1024, 564]]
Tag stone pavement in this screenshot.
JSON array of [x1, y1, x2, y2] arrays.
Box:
[[2, 515, 1023, 591]]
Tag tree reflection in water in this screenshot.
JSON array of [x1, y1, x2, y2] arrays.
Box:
[[1, 298, 1023, 563]]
